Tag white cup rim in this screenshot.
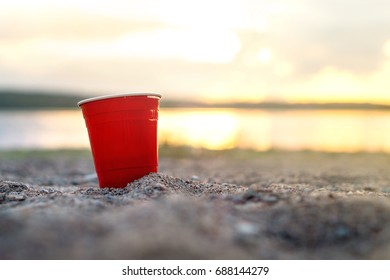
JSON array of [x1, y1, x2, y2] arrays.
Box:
[[77, 93, 162, 107]]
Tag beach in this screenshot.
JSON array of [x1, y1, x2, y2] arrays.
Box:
[[1, 148, 390, 259]]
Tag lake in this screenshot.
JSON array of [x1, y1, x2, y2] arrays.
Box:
[[1, 108, 390, 153]]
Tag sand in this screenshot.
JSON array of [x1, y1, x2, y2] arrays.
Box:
[[1, 149, 390, 259]]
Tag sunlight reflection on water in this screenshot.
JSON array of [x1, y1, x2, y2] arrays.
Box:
[[1, 108, 390, 152], [160, 108, 390, 153]]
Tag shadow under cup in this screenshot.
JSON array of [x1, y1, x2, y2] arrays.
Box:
[[78, 93, 162, 188]]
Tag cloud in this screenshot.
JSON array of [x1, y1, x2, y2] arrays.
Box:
[[282, 44, 390, 104], [0, 10, 161, 42], [1, 0, 390, 103], [266, 0, 390, 75]]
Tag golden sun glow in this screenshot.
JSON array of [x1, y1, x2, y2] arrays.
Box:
[[285, 58, 390, 105], [158, 109, 390, 153], [159, 109, 239, 150], [384, 40, 390, 58], [198, 80, 267, 104], [0, 27, 241, 64], [256, 48, 273, 64]]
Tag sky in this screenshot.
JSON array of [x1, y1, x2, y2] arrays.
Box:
[[1, 0, 390, 103]]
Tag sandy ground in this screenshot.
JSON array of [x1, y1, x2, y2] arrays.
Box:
[[1, 148, 390, 259]]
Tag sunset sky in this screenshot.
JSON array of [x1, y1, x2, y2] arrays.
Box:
[[1, 0, 390, 104]]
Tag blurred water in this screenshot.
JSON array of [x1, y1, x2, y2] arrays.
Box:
[[0, 110, 89, 149], [1, 108, 390, 152]]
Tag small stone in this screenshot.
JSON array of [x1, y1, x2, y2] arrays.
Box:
[[191, 175, 200, 181], [242, 189, 258, 201], [335, 225, 351, 239], [235, 222, 259, 236], [152, 183, 166, 191], [230, 195, 244, 204], [262, 195, 279, 203], [101, 189, 110, 195], [0, 181, 28, 193], [6, 193, 26, 201], [85, 187, 95, 194], [84, 173, 98, 182]]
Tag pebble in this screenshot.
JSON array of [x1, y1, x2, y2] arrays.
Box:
[[242, 189, 258, 201], [235, 222, 259, 236], [335, 225, 351, 239], [6, 193, 26, 201], [234, 222, 260, 245], [152, 183, 166, 191], [85, 188, 95, 194], [262, 195, 279, 203], [71, 173, 98, 185], [0, 181, 28, 193], [84, 173, 98, 182], [190, 175, 200, 181], [105, 195, 116, 202]]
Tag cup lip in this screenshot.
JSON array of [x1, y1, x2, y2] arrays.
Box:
[[77, 92, 162, 107]]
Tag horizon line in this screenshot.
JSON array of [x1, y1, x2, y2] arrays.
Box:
[[1, 88, 390, 110]]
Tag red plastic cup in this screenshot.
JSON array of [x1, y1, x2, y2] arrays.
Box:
[[78, 93, 162, 188]]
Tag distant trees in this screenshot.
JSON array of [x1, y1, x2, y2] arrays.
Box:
[[0, 90, 85, 109]]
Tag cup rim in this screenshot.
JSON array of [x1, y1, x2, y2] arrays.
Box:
[[77, 92, 162, 107]]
